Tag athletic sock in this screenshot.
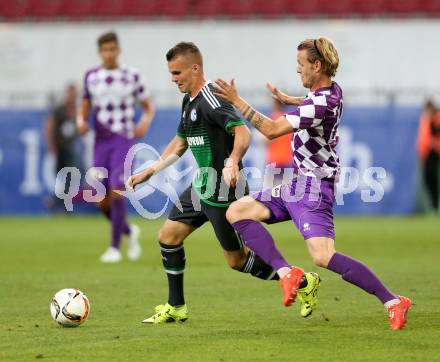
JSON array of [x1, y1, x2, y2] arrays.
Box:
[[384, 299, 401, 309], [239, 250, 279, 280], [277, 267, 291, 279], [231, 220, 290, 271], [327, 252, 397, 304], [110, 198, 130, 248], [277, 267, 308, 288], [160, 242, 185, 307]]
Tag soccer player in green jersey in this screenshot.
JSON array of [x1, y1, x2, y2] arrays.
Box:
[[127, 42, 320, 324]]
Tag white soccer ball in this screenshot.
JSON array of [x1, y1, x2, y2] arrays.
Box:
[[50, 288, 90, 327]]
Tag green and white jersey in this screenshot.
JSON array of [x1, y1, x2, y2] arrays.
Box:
[[176, 82, 246, 207]]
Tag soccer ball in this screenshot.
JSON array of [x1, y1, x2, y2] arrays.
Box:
[[50, 288, 90, 327]]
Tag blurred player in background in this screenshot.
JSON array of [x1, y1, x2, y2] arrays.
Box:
[[215, 37, 412, 330], [77, 31, 155, 263], [417, 100, 440, 211], [44, 83, 78, 212], [263, 98, 293, 186], [127, 42, 319, 324]]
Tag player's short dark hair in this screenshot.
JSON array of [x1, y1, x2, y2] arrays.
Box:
[[97, 31, 119, 47], [166, 42, 203, 66]]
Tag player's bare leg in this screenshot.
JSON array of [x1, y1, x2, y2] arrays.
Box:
[[223, 249, 248, 270], [222, 247, 278, 280]]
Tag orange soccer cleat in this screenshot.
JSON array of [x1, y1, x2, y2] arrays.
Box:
[[279, 267, 304, 307], [388, 296, 412, 330]]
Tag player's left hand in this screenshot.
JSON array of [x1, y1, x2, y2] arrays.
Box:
[[222, 159, 240, 188], [214, 78, 239, 106]]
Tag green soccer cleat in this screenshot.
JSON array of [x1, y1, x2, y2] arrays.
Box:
[[297, 272, 321, 318], [142, 303, 189, 324]]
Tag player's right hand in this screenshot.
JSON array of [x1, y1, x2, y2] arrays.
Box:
[[126, 168, 154, 192], [266, 83, 291, 104], [266, 83, 305, 106]]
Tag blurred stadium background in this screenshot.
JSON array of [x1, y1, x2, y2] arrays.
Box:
[[1, 0, 440, 216]]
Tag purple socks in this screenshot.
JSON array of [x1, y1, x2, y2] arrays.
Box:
[[232, 219, 397, 304], [327, 252, 397, 304], [110, 198, 130, 249], [231, 219, 290, 271]]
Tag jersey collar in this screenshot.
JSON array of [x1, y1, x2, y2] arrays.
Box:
[[189, 80, 212, 102]]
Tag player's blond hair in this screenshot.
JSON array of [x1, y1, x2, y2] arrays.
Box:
[[298, 37, 339, 77]]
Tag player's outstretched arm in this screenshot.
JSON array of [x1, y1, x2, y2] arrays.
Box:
[[223, 124, 251, 188], [126, 135, 188, 191], [214, 79, 293, 140], [133, 97, 156, 138], [76, 99, 90, 135], [266, 83, 305, 106]]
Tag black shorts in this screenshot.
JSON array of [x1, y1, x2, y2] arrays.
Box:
[[168, 186, 244, 251]]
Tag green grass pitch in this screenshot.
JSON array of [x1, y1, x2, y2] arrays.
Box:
[[1, 215, 439, 361]]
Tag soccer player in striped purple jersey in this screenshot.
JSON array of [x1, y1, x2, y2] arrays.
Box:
[[76, 31, 155, 263], [215, 37, 411, 330]]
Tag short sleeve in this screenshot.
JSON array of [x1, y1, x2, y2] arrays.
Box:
[[211, 99, 244, 133], [176, 118, 186, 138], [176, 96, 188, 138], [285, 94, 327, 130]]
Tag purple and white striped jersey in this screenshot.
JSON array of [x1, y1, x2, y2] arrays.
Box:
[[83, 65, 150, 140], [285, 81, 343, 180]]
